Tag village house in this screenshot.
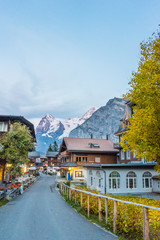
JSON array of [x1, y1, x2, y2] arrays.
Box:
[[58, 137, 119, 181], [46, 151, 60, 167], [28, 151, 41, 175], [114, 101, 141, 163], [85, 101, 159, 194], [0, 115, 36, 183]]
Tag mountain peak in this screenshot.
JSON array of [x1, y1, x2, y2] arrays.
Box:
[[44, 113, 54, 119], [80, 107, 98, 121], [36, 107, 97, 153], [106, 97, 125, 106]]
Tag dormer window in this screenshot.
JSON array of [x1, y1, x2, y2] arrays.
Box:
[[0, 122, 8, 132], [89, 143, 100, 148]]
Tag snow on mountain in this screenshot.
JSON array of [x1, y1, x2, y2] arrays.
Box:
[[59, 107, 98, 139], [36, 107, 97, 153], [36, 114, 61, 136]]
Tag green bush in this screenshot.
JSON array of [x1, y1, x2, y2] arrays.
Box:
[[64, 181, 71, 187]]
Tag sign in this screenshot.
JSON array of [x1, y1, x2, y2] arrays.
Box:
[[36, 158, 41, 163]]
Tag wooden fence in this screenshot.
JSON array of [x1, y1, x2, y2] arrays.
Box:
[[59, 183, 160, 240]]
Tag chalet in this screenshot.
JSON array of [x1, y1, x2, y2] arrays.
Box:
[[58, 137, 118, 181], [0, 115, 36, 183], [46, 151, 60, 167]]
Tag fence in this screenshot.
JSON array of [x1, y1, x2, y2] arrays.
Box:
[[59, 183, 160, 240]]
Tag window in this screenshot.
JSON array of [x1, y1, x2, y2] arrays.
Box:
[[158, 181, 160, 188], [99, 179, 101, 188], [75, 171, 83, 177], [126, 171, 137, 189], [95, 157, 100, 163], [133, 152, 137, 159], [109, 171, 120, 189], [141, 157, 146, 163], [143, 172, 152, 188], [126, 149, 130, 160], [121, 149, 125, 160], [96, 171, 101, 188], [76, 156, 87, 162], [89, 170, 92, 175], [0, 122, 8, 132], [91, 177, 93, 185]]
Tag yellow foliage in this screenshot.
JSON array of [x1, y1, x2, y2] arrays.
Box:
[[73, 186, 160, 240]]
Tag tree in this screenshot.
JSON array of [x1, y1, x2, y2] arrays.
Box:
[[121, 29, 160, 171], [53, 141, 58, 152], [48, 144, 53, 152], [0, 122, 34, 181]]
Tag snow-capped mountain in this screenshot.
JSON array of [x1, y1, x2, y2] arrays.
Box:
[[60, 107, 97, 139], [36, 107, 97, 153]]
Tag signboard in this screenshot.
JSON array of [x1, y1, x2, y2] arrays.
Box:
[[36, 158, 41, 163]]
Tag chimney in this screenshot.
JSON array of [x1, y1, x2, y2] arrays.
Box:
[[106, 134, 108, 140], [91, 133, 93, 139]]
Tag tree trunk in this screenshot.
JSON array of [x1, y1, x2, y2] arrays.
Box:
[[2, 159, 6, 183]]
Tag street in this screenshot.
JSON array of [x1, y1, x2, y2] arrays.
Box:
[[0, 174, 118, 240]]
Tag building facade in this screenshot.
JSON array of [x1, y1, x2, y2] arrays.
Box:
[[59, 137, 118, 181], [84, 163, 157, 194]]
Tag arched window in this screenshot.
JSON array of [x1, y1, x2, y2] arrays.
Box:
[[143, 172, 152, 188], [89, 170, 93, 175], [126, 171, 137, 189], [109, 171, 120, 189]]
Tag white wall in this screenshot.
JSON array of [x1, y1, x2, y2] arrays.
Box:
[[72, 167, 87, 182], [153, 179, 160, 193], [87, 168, 157, 194]]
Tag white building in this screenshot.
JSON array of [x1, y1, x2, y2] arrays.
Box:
[[152, 176, 160, 193], [84, 162, 157, 194]]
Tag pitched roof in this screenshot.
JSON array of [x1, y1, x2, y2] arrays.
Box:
[[28, 151, 40, 158], [46, 151, 58, 157], [0, 115, 35, 139], [61, 137, 118, 153]]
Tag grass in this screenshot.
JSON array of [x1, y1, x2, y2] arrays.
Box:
[[62, 193, 128, 240], [0, 199, 9, 208]]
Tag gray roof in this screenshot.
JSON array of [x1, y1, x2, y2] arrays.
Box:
[[46, 151, 58, 157], [59, 162, 77, 167], [83, 162, 157, 169], [28, 151, 40, 158]]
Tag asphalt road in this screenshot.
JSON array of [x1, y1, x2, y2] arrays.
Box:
[[0, 174, 118, 240]]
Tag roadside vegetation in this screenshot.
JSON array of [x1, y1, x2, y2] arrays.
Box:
[[0, 199, 9, 208], [61, 184, 160, 240]]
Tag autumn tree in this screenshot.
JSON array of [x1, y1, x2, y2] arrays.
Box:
[[0, 122, 34, 181], [121, 30, 160, 171]]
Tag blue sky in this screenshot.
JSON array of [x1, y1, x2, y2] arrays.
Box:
[[0, 0, 160, 124]]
